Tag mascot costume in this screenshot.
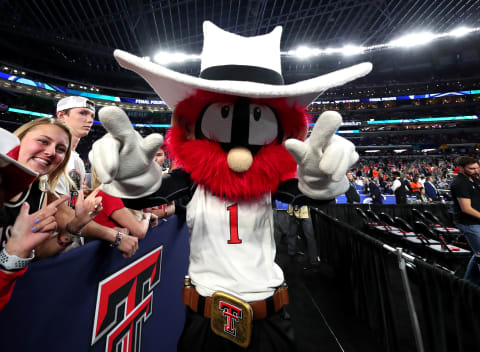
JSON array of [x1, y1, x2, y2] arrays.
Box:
[[90, 21, 371, 351]]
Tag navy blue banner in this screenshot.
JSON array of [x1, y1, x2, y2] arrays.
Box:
[[0, 216, 189, 352]]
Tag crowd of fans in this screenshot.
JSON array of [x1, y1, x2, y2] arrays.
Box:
[[348, 131, 480, 146], [344, 156, 480, 204], [0, 97, 175, 310]]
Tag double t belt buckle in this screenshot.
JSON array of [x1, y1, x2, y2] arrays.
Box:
[[210, 291, 253, 348]]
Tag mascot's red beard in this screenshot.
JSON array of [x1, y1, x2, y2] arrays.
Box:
[[165, 91, 309, 201], [166, 126, 297, 201]]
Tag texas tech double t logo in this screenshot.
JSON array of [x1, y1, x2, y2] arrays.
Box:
[[219, 301, 243, 336], [91, 246, 163, 352], [211, 291, 253, 348]]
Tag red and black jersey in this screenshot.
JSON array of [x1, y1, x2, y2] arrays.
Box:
[[0, 180, 45, 249]]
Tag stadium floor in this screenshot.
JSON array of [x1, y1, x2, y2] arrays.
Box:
[[276, 240, 383, 352]]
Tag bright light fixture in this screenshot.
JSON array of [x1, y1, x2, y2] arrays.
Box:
[[394, 149, 407, 153], [342, 45, 365, 56], [449, 27, 473, 37], [389, 32, 437, 48], [324, 47, 339, 54], [295, 46, 313, 59], [365, 150, 381, 153], [153, 52, 200, 65], [150, 27, 480, 64]]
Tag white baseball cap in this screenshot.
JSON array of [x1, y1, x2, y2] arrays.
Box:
[[56, 96, 95, 113], [0, 128, 38, 201]]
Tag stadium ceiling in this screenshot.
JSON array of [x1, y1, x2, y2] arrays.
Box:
[[1, 0, 480, 93]]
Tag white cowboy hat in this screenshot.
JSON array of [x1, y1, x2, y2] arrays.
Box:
[[114, 21, 372, 109]]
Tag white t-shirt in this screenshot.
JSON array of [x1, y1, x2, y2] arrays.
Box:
[[186, 186, 284, 301]]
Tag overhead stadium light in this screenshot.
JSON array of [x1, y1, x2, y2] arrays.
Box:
[[449, 26, 474, 37], [150, 27, 480, 63], [288, 46, 323, 59], [388, 32, 439, 48], [342, 45, 365, 56], [324, 47, 340, 55], [153, 51, 200, 65], [294, 46, 313, 59], [284, 27, 480, 59]]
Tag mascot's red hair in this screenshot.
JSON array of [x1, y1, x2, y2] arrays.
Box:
[[166, 90, 309, 201]]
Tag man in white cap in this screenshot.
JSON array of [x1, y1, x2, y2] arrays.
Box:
[[53, 96, 138, 257], [55, 95, 95, 204]]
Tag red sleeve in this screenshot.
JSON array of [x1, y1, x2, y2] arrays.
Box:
[[0, 267, 27, 311], [99, 190, 125, 217]]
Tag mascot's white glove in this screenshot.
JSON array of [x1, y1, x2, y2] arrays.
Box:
[[88, 107, 164, 199], [285, 111, 358, 200]]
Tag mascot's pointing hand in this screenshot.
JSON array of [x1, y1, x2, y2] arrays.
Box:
[[88, 106, 164, 198], [285, 111, 359, 200]]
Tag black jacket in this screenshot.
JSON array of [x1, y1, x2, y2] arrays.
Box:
[[345, 183, 360, 203]]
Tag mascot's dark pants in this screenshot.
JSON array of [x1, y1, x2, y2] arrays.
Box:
[[177, 307, 295, 351]]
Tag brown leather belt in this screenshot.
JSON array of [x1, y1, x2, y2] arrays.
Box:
[[183, 284, 289, 320]]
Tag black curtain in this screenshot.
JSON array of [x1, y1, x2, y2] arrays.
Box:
[[310, 207, 480, 352], [311, 208, 416, 351], [413, 258, 480, 352]]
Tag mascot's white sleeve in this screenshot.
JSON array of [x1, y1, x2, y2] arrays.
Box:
[[88, 107, 164, 199], [285, 111, 359, 200]]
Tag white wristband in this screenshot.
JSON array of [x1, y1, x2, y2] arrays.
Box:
[[0, 248, 35, 271]]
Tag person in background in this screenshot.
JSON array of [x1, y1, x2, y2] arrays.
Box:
[[53, 96, 138, 258], [392, 171, 407, 204], [345, 171, 360, 203], [383, 180, 393, 195], [286, 204, 321, 268], [437, 176, 448, 189], [450, 156, 480, 285], [144, 146, 176, 219], [368, 177, 383, 204], [416, 187, 432, 204], [154, 147, 168, 173], [418, 174, 426, 186], [355, 176, 364, 187], [410, 175, 422, 194], [424, 176, 440, 201]]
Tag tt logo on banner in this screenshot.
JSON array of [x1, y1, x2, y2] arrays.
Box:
[[91, 246, 163, 352]]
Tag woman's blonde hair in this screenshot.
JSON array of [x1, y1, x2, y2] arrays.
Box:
[[14, 118, 72, 194], [90, 165, 101, 190]]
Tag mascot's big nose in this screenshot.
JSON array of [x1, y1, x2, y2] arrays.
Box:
[[227, 147, 253, 172]]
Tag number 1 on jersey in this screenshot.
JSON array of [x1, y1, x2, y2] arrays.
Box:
[[227, 204, 242, 244]]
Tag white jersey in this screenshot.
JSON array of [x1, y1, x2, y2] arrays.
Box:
[[55, 151, 85, 247], [186, 186, 284, 301], [55, 151, 85, 203]]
